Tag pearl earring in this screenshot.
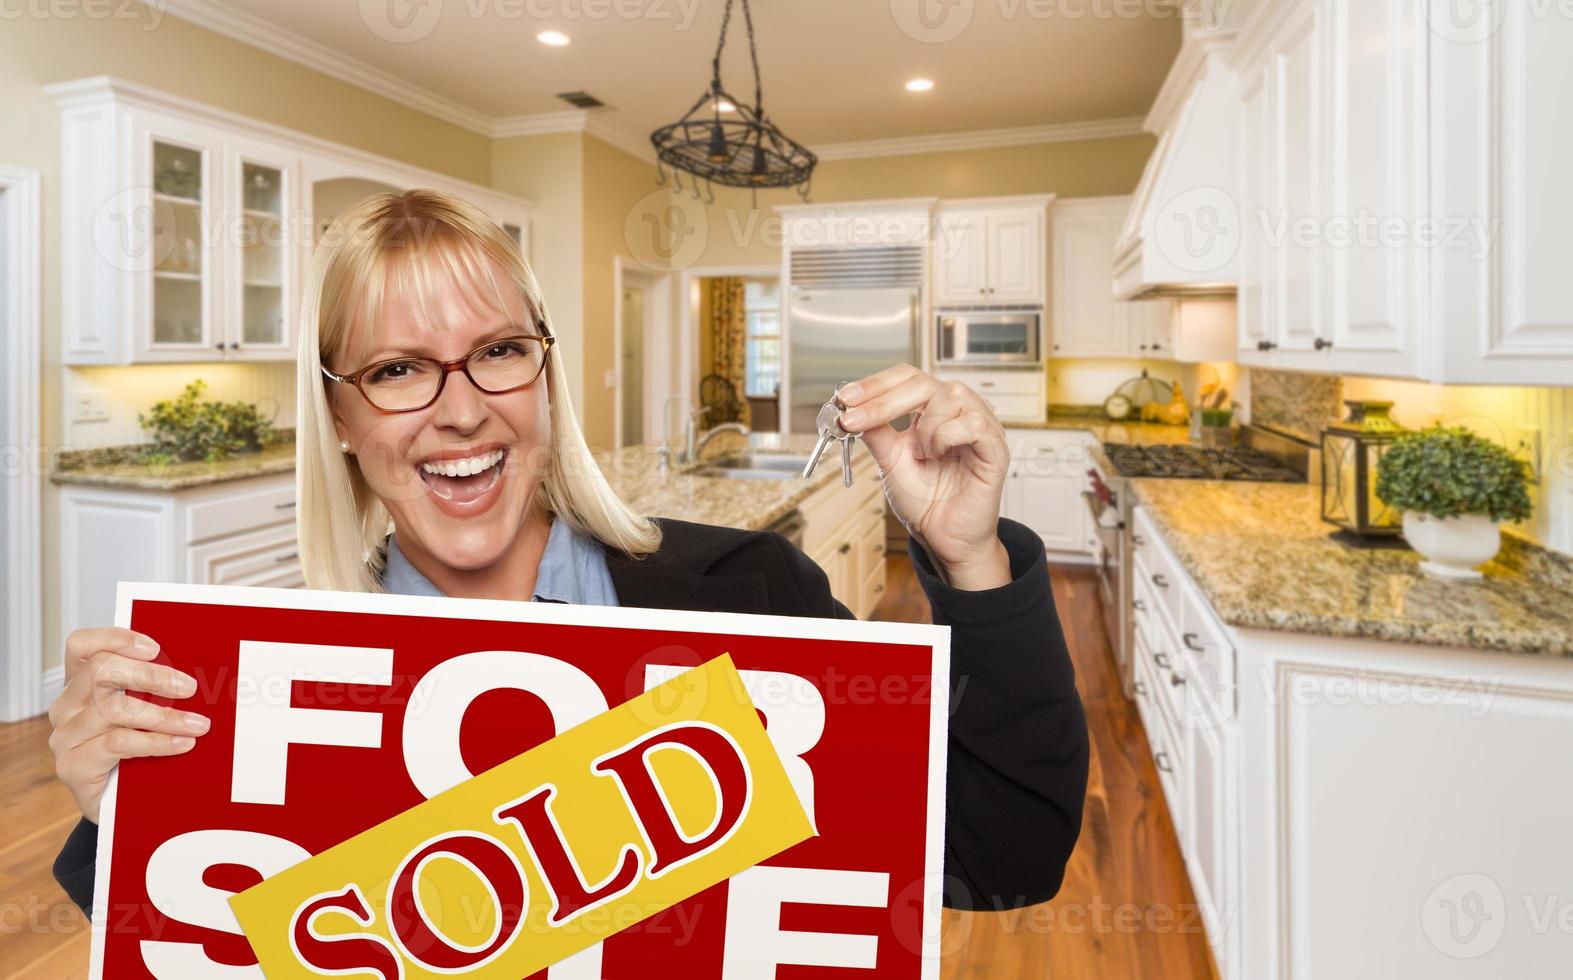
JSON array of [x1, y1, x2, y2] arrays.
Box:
[[339, 440, 351, 453]]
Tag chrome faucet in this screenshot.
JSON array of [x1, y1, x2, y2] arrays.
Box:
[[690, 420, 750, 464]]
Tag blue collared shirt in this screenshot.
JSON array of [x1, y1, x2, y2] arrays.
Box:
[[380, 514, 620, 606]]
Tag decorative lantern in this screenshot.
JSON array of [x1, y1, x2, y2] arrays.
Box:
[[1321, 400, 1405, 540]]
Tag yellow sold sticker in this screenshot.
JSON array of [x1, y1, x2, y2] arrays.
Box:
[[230, 654, 813, 978]]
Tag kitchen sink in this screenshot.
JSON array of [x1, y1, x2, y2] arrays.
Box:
[[690, 452, 812, 480]]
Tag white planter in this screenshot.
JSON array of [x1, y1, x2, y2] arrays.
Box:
[[1402, 512, 1501, 580]]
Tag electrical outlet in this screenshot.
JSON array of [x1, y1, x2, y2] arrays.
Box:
[[1517, 426, 1543, 483], [73, 391, 110, 423], [604, 368, 617, 389]]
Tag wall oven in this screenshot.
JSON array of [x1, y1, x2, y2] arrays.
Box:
[[935, 309, 1041, 365]]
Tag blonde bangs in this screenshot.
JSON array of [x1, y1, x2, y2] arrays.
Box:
[[296, 189, 662, 594]]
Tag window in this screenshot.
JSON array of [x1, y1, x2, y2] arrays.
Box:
[[743, 280, 781, 398]]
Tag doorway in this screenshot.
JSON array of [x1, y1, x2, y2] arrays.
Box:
[[612, 260, 675, 448], [1, 166, 42, 721]]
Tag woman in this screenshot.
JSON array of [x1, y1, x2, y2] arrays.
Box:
[[49, 190, 1088, 916]]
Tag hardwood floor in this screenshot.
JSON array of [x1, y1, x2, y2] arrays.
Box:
[[0, 558, 1215, 979], [873, 558, 1218, 980]]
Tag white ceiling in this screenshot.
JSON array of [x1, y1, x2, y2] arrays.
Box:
[[176, 0, 1182, 150]]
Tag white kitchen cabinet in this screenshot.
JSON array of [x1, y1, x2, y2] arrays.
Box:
[[1001, 429, 1097, 562], [801, 449, 887, 619], [933, 196, 1050, 306], [49, 77, 532, 366], [1051, 197, 1131, 357], [933, 366, 1045, 424], [1129, 502, 1573, 978], [57, 473, 300, 642], [1054, 197, 1234, 362], [1232, 0, 1573, 383]]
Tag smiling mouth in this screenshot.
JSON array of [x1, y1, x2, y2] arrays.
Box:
[[418, 449, 506, 503]]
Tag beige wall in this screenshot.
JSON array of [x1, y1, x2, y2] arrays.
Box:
[[492, 132, 586, 417], [3, 12, 492, 675], [581, 136, 675, 450]]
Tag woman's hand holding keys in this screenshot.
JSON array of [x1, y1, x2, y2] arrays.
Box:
[[833, 364, 1013, 592], [47, 628, 209, 823]]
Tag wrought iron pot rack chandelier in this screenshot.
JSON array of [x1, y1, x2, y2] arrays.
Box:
[[649, 0, 816, 206]]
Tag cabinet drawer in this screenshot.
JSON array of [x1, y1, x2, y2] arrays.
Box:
[[980, 392, 1045, 422], [1134, 632, 1185, 835], [858, 562, 888, 619], [183, 475, 296, 545], [1178, 579, 1237, 725], [799, 457, 881, 557], [854, 510, 887, 585], [1132, 507, 1184, 629], [935, 367, 1044, 395], [186, 522, 301, 587]]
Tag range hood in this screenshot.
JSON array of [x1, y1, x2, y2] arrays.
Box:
[[1113, 39, 1241, 301]]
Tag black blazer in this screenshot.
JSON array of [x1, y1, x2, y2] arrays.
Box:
[[54, 516, 1088, 914]]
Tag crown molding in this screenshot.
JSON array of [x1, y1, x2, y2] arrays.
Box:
[[810, 117, 1148, 162], [146, 1, 1152, 167], [154, 0, 495, 135], [491, 110, 657, 164]]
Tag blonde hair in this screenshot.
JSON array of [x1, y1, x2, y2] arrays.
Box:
[[295, 188, 661, 592]]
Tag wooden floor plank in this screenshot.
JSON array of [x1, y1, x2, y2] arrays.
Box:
[[1, 555, 1216, 978]]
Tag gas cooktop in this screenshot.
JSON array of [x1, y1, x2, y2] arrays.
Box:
[[1101, 442, 1307, 483]]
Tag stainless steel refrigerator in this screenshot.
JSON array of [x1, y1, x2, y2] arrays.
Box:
[[786, 285, 919, 434]]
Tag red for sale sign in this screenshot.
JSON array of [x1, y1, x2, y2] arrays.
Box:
[[89, 582, 950, 979]]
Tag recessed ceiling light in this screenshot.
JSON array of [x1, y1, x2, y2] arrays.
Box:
[[905, 78, 934, 93], [537, 30, 570, 46]]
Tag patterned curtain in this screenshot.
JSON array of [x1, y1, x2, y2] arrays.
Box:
[[706, 277, 747, 391]]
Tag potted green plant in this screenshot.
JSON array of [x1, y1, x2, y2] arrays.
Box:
[[1375, 425, 1532, 579], [138, 380, 276, 464]]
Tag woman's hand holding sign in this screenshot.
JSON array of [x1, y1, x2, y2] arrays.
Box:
[[834, 365, 1013, 592], [48, 628, 209, 823]]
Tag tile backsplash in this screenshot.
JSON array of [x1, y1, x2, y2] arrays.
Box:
[[1248, 368, 1343, 441], [1247, 367, 1573, 556]]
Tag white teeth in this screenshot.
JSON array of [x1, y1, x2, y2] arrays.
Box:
[[420, 449, 505, 479]]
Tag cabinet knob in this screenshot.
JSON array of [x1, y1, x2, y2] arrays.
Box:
[[275, 551, 298, 563], [1155, 751, 1174, 773], [873, 583, 885, 593], [228, 342, 240, 350], [1134, 680, 1148, 697], [1152, 572, 1170, 588], [1182, 632, 1203, 652], [1132, 533, 1146, 547], [214, 342, 225, 350], [1132, 598, 1146, 612], [1257, 339, 1279, 352], [839, 542, 852, 554], [1314, 337, 1333, 351], [1153, 651, 1172, 670], [1170, 672, 1187, 688], [1139, 344, 1148, 350]]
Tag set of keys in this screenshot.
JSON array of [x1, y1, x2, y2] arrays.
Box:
[[801, 382, 857, 487]]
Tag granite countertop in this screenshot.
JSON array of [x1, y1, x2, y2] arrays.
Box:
[[1129, 479, 1573, 657], [599, 431, 879, 532], [51, 440, 297, 490], [1006, 408, 1198, 447]]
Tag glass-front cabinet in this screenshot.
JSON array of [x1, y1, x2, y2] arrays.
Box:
[[227, 139, 296, 359], [142, 125, 219, 360], [52, 78, 531, 365]]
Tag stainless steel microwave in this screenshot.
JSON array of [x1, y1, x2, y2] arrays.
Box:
[[935, 310, 1041, 365]]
